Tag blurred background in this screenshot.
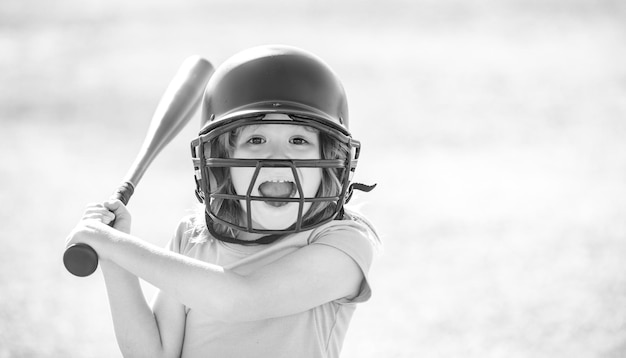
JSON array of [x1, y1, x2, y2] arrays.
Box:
[[2, 0, 626, 357]]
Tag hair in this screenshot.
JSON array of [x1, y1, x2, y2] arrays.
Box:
[[200, 123, 349, 240]]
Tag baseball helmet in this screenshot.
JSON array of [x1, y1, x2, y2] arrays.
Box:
[[190, 45, 373, 244]]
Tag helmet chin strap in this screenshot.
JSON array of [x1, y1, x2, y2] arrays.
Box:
[[345, 182, 377, 204]]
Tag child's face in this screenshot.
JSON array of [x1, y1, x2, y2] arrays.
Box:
[[230, 120, 322, 231]]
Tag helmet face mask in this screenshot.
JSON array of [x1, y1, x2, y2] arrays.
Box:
[[190, 45, 363, 242], [191, 115, 361, 237]]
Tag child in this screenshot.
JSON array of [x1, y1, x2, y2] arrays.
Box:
[[66, 45, 380, 358]]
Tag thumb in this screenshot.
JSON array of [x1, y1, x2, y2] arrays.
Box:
[[103, 199, 132, 234]]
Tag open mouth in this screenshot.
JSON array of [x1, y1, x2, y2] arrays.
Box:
[[258, 180, 296, 207]]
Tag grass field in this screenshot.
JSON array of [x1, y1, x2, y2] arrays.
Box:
[[2, 0, 626, 357]]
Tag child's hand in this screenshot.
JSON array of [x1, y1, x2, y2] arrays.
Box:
[[78, 199, 132, 234], [102, 199, 132, 234], [64, 200, 132, 260]]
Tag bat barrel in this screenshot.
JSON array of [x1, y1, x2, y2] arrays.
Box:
[[124, 56, 214, 186]]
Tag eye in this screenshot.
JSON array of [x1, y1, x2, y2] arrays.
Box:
[[290, 136, 309, 145], [247, 136, 266, 145]]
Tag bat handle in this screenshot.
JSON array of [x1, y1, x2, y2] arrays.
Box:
[[112, 181, 134, 206], [63, 182, 135, 277]]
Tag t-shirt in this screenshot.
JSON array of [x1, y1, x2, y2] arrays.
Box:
[[166, 212, 379, 358]]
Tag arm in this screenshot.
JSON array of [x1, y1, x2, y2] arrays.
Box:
[[70, 201, 185, 358], [241, 243, 366, 320], [67, 203, 366, 323], [101, 261, 186, 358]]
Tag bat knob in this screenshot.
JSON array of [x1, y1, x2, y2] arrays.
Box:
[[64, 243, 99, 277]]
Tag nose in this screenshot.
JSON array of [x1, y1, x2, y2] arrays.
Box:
[[259, 142, 296, 179], [256, 143, 295, 183], [265, 141, 291, 159]]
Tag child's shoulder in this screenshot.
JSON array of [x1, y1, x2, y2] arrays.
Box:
[[342, 209, 379, 238], [304, 209, 381, 279], [177, 212, 204, 228], [173, 213, 204, 235], [172, 213, 210, 250], [308, 209, 382, 252]]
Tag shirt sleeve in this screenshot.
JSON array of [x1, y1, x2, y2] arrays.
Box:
[[166, 215, 199, 254], [308, 217, 379, 304]]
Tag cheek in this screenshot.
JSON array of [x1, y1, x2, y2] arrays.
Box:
[[299, 168, 322, 197], [230, 167, 255, 195]]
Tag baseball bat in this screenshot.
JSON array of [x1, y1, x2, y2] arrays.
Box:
[[64, 56, 214, 277]]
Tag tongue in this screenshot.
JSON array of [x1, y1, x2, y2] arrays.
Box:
[[259, 182, 294, 198]]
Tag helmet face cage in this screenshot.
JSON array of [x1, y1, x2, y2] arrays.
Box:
[[191, 115, 361, 236]]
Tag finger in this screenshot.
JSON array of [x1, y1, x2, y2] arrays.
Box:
[[83, 213, 115, 225], [82, 206, 115, 221], [103, 199, 129, 219], [82, 206, 113, 217], [85, 207, 104, 214], [103, 199, 124, 212], [103, 199, 131, 233], [85, 202, 105, 210]]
